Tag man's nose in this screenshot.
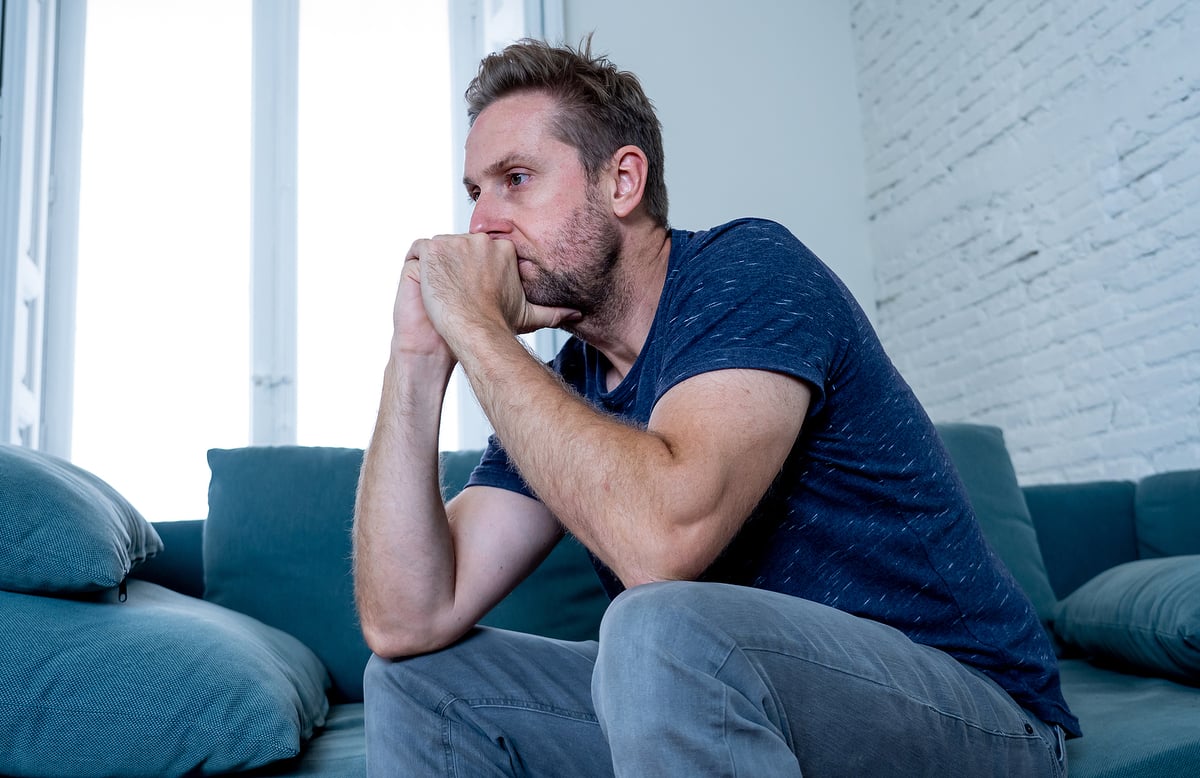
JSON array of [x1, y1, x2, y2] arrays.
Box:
[[469, 190, 513, 237]]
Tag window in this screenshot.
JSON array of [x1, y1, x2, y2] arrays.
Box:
[[296, 0, 452, 446], [4, 0, 557, 520], [72, 0, 452, 519]]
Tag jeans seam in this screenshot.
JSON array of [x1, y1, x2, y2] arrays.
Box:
[[442, 703, 457, 778], [437, 692, 599, 724]]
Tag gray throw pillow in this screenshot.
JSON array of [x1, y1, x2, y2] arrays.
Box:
[[0, 444, 162, 593], [0, 580, 329, 777], [1054, 555, 1200, 683]]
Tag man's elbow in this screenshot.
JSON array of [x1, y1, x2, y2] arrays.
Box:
[[361, 622, 415, 660], [360, 618, 455, 660], [612, 522, 720, 588]]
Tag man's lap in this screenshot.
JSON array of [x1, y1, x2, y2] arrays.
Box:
[[364, 581, 1064, 777]]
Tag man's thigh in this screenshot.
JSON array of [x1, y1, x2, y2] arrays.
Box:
[[364, 627, 612, 778], [595, 582, 1063, 777]]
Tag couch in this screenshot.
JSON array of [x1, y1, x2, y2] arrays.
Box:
[[1, 423, 1197, 777]]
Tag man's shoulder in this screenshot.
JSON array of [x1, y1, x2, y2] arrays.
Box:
[[669, 218, 827, 290], [674, 217, 795, 253]]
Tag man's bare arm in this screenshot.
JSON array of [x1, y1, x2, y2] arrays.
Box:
[[352, 260, 561, 658], [451, 331, 810, 587]]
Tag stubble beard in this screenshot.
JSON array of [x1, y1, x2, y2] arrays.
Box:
[[521, 191, 628, 334]]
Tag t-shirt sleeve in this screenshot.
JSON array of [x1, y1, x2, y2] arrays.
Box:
[[464, 433, 537, 499], [653, 220, 857, 416]]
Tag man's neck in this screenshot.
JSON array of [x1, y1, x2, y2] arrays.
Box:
[[569, 226, 672, 389]]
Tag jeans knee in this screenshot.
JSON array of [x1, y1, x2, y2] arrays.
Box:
[[362, 653, 391, 702], [594, 583, 730, 700], [599, 581, 713, 645], [362, 652, 414, 717]]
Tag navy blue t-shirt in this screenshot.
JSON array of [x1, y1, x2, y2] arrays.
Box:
[[467, 218, 1079, 735]]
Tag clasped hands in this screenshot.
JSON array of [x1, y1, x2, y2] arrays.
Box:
[[395, 233, 580, 361]]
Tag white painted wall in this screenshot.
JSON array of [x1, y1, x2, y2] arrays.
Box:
[[561, 0, 875, 314], [852, 1, 1200, 483]]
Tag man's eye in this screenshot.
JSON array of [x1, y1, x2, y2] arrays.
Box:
[[506, 173, 529, 188], [466, 189, 480, 204]]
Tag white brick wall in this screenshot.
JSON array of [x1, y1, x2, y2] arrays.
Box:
[[851, 0, 1200, 484]]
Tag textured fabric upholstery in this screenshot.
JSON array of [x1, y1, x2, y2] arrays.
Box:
[[0, 444, 162, 593], [0, 580, 329, 778]]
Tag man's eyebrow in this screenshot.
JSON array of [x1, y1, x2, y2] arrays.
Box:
[[463, 154, 535, 187]]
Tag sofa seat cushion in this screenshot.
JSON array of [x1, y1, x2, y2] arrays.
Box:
[[0, 580, 330, 778], [1059, 658, 1200, 778], [0, 444, 162, 594], [1054, 555, 1200, 683], [240, 704, 365, 778]]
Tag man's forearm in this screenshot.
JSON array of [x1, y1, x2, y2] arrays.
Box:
[[353, 354, 457, 656], [451, 326, 689, 586]]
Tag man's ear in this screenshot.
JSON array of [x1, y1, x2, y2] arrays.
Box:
[[608, 145, 649, 219]]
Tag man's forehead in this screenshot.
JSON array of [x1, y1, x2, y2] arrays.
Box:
[[464, 93, 576, 180], [468, 92, 557, 145]]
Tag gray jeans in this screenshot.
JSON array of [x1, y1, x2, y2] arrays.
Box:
[[364, 581, 1067, 777]]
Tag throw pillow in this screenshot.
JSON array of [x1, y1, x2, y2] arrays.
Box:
[[935, 423, 1059, 624], [0, 444, 162, 593], [204, 445, 369, 703], [1054, 555, 1200, 683], [0, 580, 329, 778]]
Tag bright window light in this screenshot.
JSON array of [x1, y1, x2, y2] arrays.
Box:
[[74, 0, 252, 521], [296, 0, 453, 447], [73, 0, 452, 520]]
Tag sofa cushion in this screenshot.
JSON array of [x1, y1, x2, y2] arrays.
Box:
[[1059, 658, 1200, 776], [1136, 470, 1200, 558], [0, 580, 329, 778], [1054, 555, 1200, 683], [204, 445, 610, 699], [205, 445, 370, 703], [1022, 480, 1138, 599], [261, 703, 367, 778], [935, 424, 1059, 623], [0, 444, 162, 594]]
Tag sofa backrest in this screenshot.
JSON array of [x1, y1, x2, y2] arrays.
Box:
[[1022, 481, 1138, 599], [1136, 470, 1200, 558]]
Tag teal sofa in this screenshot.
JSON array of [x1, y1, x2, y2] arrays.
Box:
[[1, 424, 1198, 777]]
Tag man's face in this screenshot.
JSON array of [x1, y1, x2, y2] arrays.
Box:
[[463, 92, 623, 317]]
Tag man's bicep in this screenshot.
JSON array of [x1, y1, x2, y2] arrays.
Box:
[[648, 368, 811, 537], [443, 485, 563, 625]]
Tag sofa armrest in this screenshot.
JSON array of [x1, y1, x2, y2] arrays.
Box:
[[1023, 481, 1137, 599], [130, 519, 206, 598]]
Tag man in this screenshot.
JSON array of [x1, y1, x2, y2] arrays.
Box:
[[354, 38, 1078, 777]]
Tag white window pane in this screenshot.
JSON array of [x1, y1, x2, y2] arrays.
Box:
[[296, 0, 453, 448], [74, 0, 251, 520]]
